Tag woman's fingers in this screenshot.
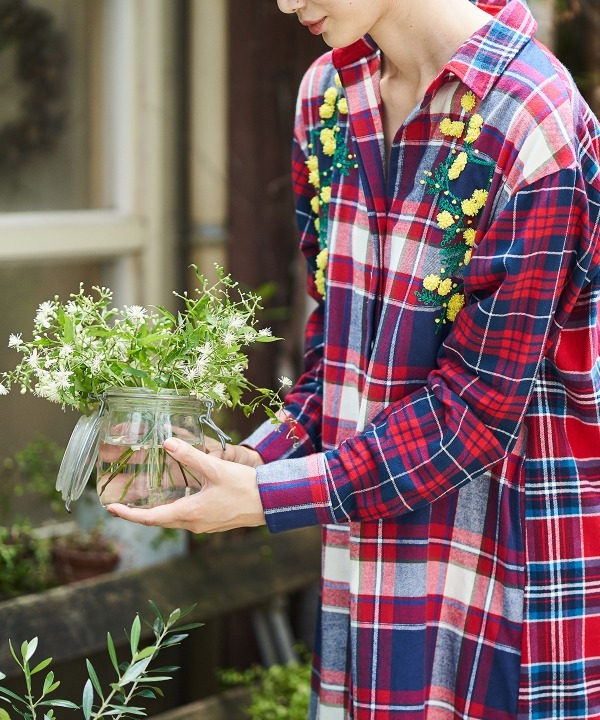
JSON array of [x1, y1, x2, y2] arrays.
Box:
[[204, 436, 265, 467], [106, 437, 266, 533]]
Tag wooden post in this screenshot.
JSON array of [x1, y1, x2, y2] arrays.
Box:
[[226, 0, 324, 434]]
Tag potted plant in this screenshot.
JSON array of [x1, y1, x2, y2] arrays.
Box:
[[0, 437, 121, 584], [0, 265, 290, 512], [50, 525, 120, 584]]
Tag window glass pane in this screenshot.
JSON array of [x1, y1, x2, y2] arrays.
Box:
[[0, 0, 106, 212]]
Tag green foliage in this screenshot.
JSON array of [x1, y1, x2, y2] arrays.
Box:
[[1, 265, 286, 420], [0, 601, 201, 720], [1, 437, 65, 515], [0, 522, 56, 601], [221, 656, 311, 720]]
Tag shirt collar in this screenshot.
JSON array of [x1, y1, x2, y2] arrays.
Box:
[[333, 0, 537, 100]]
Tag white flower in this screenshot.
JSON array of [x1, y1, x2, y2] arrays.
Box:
[[222, 330, 236, 347], [0, 383, 9, 396], [35, 372, 62, 403], [35, 301, 56, 329], [89, 355, 103, 374], [180, 363, 201, 382], [53, 369, 74, 390], [8, 333, 23, 349], [26, 348, 40, 369], [278, 376, 293, 388], [64, 301, 78, 317], [59, 343, 74, 358], [213, 382, 227, 401], [199, 341, 213, 358], [258, 328, 272, 338], [229, 316, 246, 329], [125, 305, 148, 324], [194, 355, 209, 374]]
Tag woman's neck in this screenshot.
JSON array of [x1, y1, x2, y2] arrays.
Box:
[[373, 0, 491, 95]]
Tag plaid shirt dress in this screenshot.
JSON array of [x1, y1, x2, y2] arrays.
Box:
[[245, 0, 600, 717]]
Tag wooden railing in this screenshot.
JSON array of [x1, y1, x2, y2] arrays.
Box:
[[0, 527, 321, 717]]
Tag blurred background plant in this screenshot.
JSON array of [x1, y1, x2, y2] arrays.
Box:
[[220, 650, 311, 720], [0, 436, 65, 521], [0, 521, 56, 601]]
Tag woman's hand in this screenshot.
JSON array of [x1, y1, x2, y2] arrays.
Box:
[[106, 437, 266, 534], [203, 436, 265, 467]]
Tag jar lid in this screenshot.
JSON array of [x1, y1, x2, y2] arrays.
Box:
[[55, 410, 103, 512]]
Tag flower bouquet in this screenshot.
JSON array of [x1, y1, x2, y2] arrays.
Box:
[[1, 266, 287, 509]]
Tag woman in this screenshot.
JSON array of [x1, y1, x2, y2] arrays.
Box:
[[109, 0, 600, 717]]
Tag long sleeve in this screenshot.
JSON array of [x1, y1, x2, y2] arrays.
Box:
[[257, 167, 600, 531]]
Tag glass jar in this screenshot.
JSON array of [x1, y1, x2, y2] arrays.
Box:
[[96, 388, 212, 508]]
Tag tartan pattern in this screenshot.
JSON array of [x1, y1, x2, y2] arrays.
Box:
[[244, 0, 600, 717]]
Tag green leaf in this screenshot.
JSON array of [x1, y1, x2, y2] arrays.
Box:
[[130, 615, 141, 656], [176, 604, 197, 620], [120, 656, 153, 686], [0, 708, 11, 720], [153, 306, 176, 324], [152, 617, 163, 638], [167, 622, 203, 633], [0, 672, 5, 681], [38, 700, 80, 710], [160, 634, 188, 647], [31, 658, 52, 676], [24, 637, 38, 663], [0, 687, 23, 703], [82, 678, 93, 720], [148, 600, 164, 627], [133, 646, 156, 662], [167, 608, 181, 625], [103, 707, 146, 716], [136, 333, 167, 347], [86, 659, 104, 700], [42, 671, 55, 696], [107, 633, 119, 673], [115, 364, 150, 380]]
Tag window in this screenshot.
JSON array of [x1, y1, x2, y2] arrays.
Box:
[[0, 0, 181, 461]]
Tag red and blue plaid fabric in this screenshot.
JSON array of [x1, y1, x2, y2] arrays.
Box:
[[245, 0, 600, 717]]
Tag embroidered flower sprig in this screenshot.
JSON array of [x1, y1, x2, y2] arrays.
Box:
[[415, 91, 495, 329], [305, 74, 357, 298]]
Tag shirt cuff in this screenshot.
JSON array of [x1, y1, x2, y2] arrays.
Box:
[[242, 416, 317, 463], [256, 452, 336, 533]]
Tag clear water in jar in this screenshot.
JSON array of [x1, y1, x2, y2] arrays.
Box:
[[96, 430, 205, 508]]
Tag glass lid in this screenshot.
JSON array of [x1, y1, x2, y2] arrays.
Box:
[[55, 410, 103, 512]]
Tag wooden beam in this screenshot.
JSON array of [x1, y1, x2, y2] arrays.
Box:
[[152, 687, 249, 720], [0, 527, 321, 672]]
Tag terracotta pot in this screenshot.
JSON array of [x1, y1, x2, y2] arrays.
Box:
[[52, 545, 120, 584]]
